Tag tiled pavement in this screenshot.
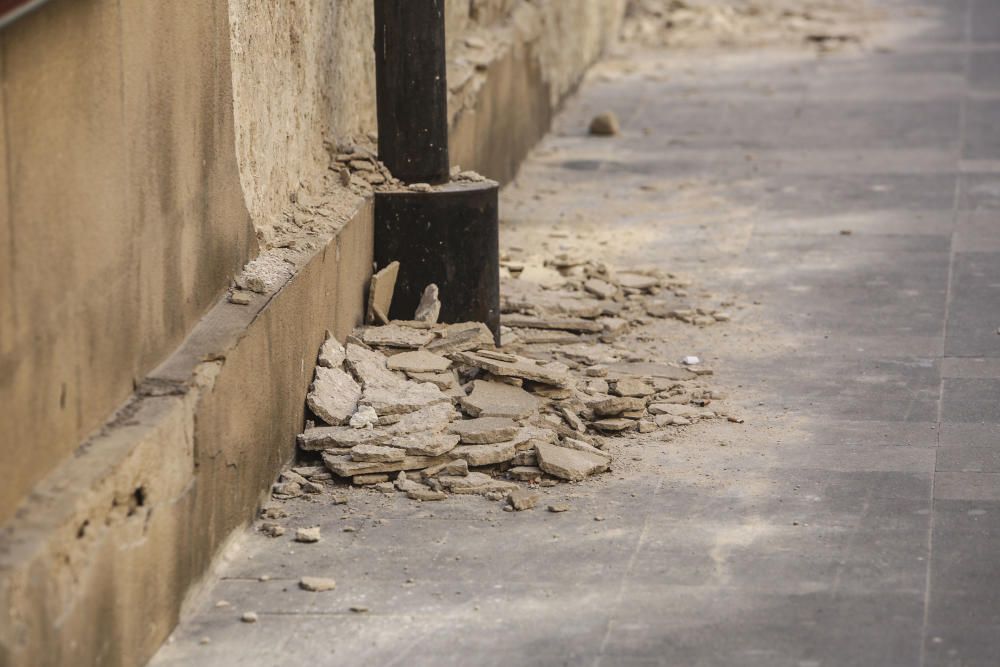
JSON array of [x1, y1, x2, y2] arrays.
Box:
[[150, 1, 1000, 665]]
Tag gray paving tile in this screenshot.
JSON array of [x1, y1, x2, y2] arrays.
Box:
[[963, 99, 1000, 160], [934, 472, 1000, 500], [944, 253, 1000, 357], [938, 422, 1000, 446], [940, 378, 1000, 422], [937, 444, 1000, 471]]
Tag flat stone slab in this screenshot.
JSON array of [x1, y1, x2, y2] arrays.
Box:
[[589, 395, 647, 417], [615, 272, 660, 290], [460, 380, 543, 419], [391, 432, 461, 457], [536, 442, 610, 481], [317, 333, 346, 369], [345, 343, 406, 390], [500, 314, 604, 333], [508, 489, 540, 511], [361, 324, 435, 349], [297, 426, 391, 451], [508, 465, 544, 481], [307, 367, 362, 425], [557, 437, 611, 460], [610, 378, 656, 397], [449, 417, 520, 444], [591, 418, 636, 432], [405, 371, 459, 391], [509, 425, 559, 451], [361, 382, 448, 416], [438, 472, 518, 495], [366, 261, 398, 324], [450, 441, 517, 466], [350, 444, 406, 463], [386, 350, 451, 373], [606, 361, 696, 381], [382, 402, 460, 436], [424, 322, 495, 354], [322, 451, 451, 477], [453, 351, 571, 388], [648, 403, 702, 417]]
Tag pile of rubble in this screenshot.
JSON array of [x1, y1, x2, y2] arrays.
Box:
[[275, 255, 737, 509]]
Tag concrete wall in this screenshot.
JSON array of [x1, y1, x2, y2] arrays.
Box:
[[0, 0, 256, 524]]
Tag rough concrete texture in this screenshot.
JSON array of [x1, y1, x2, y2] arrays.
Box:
[[0, 0, 256, 525], [151, 1, 1000, 665]]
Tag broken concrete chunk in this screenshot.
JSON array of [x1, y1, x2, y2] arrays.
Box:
[[405, 370, 459, 391], [590, 395, 647, 417], [317, 332, 347, 369], [297, 426, 391, 451], [295, 527, 322, 543], [511, 451, 538, 466], [361, 382, 448, 416], [648, 403, 702, 418], [367, 261, 399, 324], [361, 324, 435, 349], [353, 473, 390, 485], [260, 522, 285, 537], [449, 417, 520, 444], [559, 406, 587, 432], [557, 437, 611, 460], [299, 577, 337, 592], [323, 451, 451, 477], [616, 272, 659, 290], [454, 351, 570, 388], [536, 442, 610, 481], [307, 367, 362, 426], [451, 441, 517, 466], [382, 401, 460, 436], [584, 278, 618, 299], [591, 418, 635, 432], [422, 458, 469, 478], [391, 432, 461, 457], [414, 284, 441, 323], [425, 322, 495, 354], [460, 380, 543, 419], [345, 343, 406, 390], [610, 378, 656, 398], [386, 350, 451, 374], [407, 487, 447, 501], [508, 489, 540, 511], [350, 444, 406, 463], [500, 314, 604, 333], [438, 472, 518, 495]]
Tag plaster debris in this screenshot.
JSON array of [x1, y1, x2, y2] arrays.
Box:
[[536, 442, 610, 481], [241, 612, 258, 624], [367, 261, 400, 324], [299, 577, 337, 592], [349, 405, 380, 429], [317, 332, 347, 369], [386, 350, 451, 374], [307, 367, 362, 426], [229, 291, 253, 305], [450, 417, 520, 444], [295, 527, 322, 543], [414, 284, 441, 323], [508, 489, 540, 511], [460, 380, 542, 419], [350, 444, 406, 463]]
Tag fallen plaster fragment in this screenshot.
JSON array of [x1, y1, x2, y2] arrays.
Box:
[[536, 442, 610, 481], [353, 473, 389, 485], [300, 577, 337, 592], [589, 111, 620, 136], [381, 401, 459, 436], [407, 487, 448, 501], [386, 350, 451, 373], [414, 284, 441, 323], [323, 451, 451, 477], [611, 378, 656, 397], [350, 444, 407, 463], [295, 527, 322, 543], [317, 332, 347, 369], [361, 324, 435, 349], [453, 351, 570, 388], [500, 314, 604, 333], [345, 343, 406, 390], [307, 367, 362, 425], [460, 380, 542, 419], [451, 441, 517, 466], [557, 437, 611, 460], [241, 612, 258, 623], [367, 261, 399, 324], [681, 355, 701, 366], [229, 291, 252, 305], [360, 382, 448, 415], [508, 466, 543, 481], [349, 405, 380, 429], [438, 472, 518, 495], [422, 458, 469, 478], [592, 418, 636, 432], [548, 504, 570, 513], [508, 489, 540, 511], [449, 417, 520, 444], [298, 426, 390, 451], [590, 395, 646, 417], [392, 432, 461, 457]]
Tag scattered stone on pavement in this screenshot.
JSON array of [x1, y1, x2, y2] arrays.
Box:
[[589, 111, 620, 136], [295, 527, 321, 543], [414, 284, 441, 323], [299, 577, 337, 592]]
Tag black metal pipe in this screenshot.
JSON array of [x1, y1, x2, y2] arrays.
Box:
[[374, 0, 450, 184]]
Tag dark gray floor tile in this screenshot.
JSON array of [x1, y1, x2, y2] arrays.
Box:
[[963, 99, 1000, 160], [939, 422, 1000, 446], [944, 253, 1000, 357], [934, 472, 1000, 500], [937, 444, 1000, 471], [940, 378, 1000, 422]]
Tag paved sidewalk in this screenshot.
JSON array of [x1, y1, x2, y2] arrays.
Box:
[[151, 1, 1000, 665]]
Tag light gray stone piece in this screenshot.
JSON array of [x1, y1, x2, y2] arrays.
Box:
[[299, 577, 336, 592], [345, 343, 406, 389], [438, 472, 518, 495], [414, 284, 441, 323], [611, 378, 656, 397], [382, 401, 460, 436], [536, 442, 610, 481], [317, 332, 347, 369], [450, 441, 517, 466], [307, 367, 362, 425], [350, 444, 406, 463], [361, 324, 435, 349], [508, 489, 540, 511], [449, 417, 520, 444], [508, 465, 543, 481], [297, 426, 391, 451], [391, 432, 461, 457], [648, 403, 702, 417], [386, 350, 451, 373], [557, 437, 611, 460], [591, 418, 635, 432], [422, 458, 469, 478], [360, 382, 448, 416], [323, 451, 451, 477], [453, 351, 570, 387], [460, 380, 543, 419], [295, 527, 321, 543], [589, 395, 647, 417], [366, 261, 398, 324]]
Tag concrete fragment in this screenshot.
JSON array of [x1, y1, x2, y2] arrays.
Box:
[[422, 458, 469, 478], [500, 314, 604, 333], [297, 426, 391, 451], [353, 473, 390, 485], [295, 527, 321, 543], [350, 444, 406, 463], [589, 111, 620, 136], [592, 418, 635, 432], [453, 351, 570, 387], [307, 367, 362, 425], [508, 489, 540, 511], [425, 322, 495, 354], [616, 272, 659, 290], [559, 406, 587, 432], [386, 350, 451, 373], [229, 291, 252, 305], [414, 284, 441, 323], [407, 487, 448, 501], [590, 395, 646, 417], [611, 378, 655, 397], [638, 419, 658, 433], [323, 451, 451, 477], [345, 343, 406, 390], [361, 324, 435, 349], [648, 403, 701, 417], [382, 401, 460, 436], [391, 432, 461, 457], [241, 612, 258, 623], [317, 332, 347, 369], [558, 437, 611, 460], [260, 523, 285, 538], [405, 370, 459, 391], [460, 380, 542, 419], [367, 261, 399, 324], [299, 577, 337, 592], [451, 441, 517, 466], [536, 442, 610, 481], [360, 382, 447, 415], [548, 504, 570, 513], [438, 472, 518, 495], [449, 417, 520, 444], [511, 451, 537, 466]]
